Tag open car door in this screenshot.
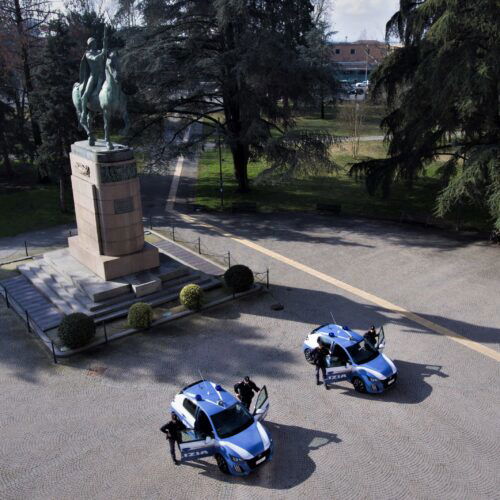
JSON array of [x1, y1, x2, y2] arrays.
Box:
[[376, 326, 386, 352], [178, 430, 217, 462], [325, 344, 352, 384], [253, 386, 269, 422]]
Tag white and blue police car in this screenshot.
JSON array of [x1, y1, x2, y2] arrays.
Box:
[[303, 324, 397, 393], [170, 380, 272, 475]]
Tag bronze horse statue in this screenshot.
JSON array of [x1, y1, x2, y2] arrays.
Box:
[[72, 28, 129, 150]]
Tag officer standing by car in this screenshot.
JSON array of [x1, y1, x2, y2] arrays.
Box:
[[364, 325, 378, 346], [234, 376, 260, 409], [312, 338, 330, 387], [160, 412, 186, 465]]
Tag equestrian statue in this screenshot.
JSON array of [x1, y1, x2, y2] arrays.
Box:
[[72, 26, 129, 150]]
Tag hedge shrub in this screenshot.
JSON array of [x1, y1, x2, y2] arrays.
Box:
[[58, 312, 96, 349], [180, 284, 204, 310], [224, 265, 254, 293], [128, 302, 154, 329]]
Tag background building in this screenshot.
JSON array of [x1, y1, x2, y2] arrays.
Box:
[[330, 40, 390, 83]]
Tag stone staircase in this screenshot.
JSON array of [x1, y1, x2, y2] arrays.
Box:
[[17, 250, 222, 323]]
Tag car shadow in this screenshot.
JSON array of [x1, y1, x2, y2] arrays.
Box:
[[180, 421, 341, 490], [332, 359, 449, 404]]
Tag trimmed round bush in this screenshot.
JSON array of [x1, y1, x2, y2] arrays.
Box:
[[224, 265, 254, 293], [180, 284, 204, 310], [58, 312, 96, 349], [128, 302, 154, 329]]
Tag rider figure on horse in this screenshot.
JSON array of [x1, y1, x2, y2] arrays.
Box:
[[79, 27, 108, 144]]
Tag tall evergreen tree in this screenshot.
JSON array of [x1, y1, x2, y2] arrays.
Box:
[[124, 0, 337, 192], [351, 0, 500, 228], [32, 18, 80, 212]]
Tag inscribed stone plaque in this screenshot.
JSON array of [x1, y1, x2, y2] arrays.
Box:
[[114, 197, 134, 214], [100, 163, 137, 183]]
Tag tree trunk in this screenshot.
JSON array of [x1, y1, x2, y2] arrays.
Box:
[[13, 0, 42, 150], [231, 142, 250, 193], [0, 131, 13, 177]]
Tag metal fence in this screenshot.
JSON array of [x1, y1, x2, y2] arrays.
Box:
[[155, 225, 269, 288], [0, 229, 76, 266]]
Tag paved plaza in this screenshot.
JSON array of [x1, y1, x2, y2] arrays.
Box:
[[1, 213, 499, 499]]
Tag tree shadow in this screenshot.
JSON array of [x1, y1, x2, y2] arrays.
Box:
[[251, 284, 500, 347], [330, 359, 449, 405], [156, 210, 489, 252], [179, 421, 341, 490]]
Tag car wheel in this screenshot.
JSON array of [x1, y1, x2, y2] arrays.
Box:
[[215, 454, 230, 474], [353, 377, 366, 393], [304, 348, 315, 365]]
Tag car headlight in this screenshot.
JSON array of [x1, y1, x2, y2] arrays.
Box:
[[367, 376, 379, 382], [229, 454, 244, 463]]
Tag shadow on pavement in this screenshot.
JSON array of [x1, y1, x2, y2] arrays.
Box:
[[155, 211, 487, 251], [180, 421, 341, 490], [333, 359, 448, 404], [254, 284, 500, 347]]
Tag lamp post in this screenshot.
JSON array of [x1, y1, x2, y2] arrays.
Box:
[[217, 120, 224, 209]]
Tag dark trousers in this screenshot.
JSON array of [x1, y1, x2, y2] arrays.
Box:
[[169, 438, 180, 462], [241, 397, 252, 409], [316, 365, 326, 382]]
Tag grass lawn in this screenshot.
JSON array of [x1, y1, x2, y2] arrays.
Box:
[[196, 141, 489, 231], [0, 186, 75, 238], [295, 103, 385, 137]]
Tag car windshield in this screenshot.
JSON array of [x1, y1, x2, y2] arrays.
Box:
[[347, 340, 379, 364], [211, 403, 254, 439]]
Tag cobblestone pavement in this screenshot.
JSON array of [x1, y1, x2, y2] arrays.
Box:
[[1, 213, 499, 499]]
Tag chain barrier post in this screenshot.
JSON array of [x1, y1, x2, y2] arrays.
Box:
[[172, 226, 175, 241], [25, 310, 31, 332], [227, 251, 231, 269], [24, 241, 28, 257], [0, 284, 8, 308], [198, 237, 201, 254], [266, 269, 269, 289], [51, 341, 58, 364]]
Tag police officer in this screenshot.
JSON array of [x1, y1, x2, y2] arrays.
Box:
[[235, 376, 260, 409], [311, 337, 330, 387], [160, 412, 186, 465], [364, 325, 378, 346]]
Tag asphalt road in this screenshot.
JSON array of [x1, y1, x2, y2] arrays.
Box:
[[1, 211, 499, 499]]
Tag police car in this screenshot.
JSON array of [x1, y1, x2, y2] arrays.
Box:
[[303, 324, 397, 393], [170, 380, 272, 476]]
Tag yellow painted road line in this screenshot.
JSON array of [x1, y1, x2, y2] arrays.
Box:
[[171, 210, 500, 362]]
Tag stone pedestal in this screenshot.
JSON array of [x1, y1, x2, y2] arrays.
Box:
[[69, 140, 159, 280]]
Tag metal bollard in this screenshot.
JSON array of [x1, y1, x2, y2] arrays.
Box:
[[103, 321, 108, 343], [25, 310, 31, 332], [51, 341, 58, 364], [198, 237, 201, 254], [172, 226, 175, 241], [149, 215, 153, 230], [266, 269, 269, 289], [227, 251, 231, 269], [24, 241, 28, 257]]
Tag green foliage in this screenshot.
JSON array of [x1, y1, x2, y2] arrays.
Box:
[[123, 0, 337, 192], [351, 0, 500, 229], [127, 302, 154, 329], [32, 18, 81, 212], [179, 284, 204, 310], [224, 265, 254, 293], [58, 312, 96, 349]]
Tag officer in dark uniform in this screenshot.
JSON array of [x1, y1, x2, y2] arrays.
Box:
[[364, 325, 378, 346], [311, 337, 330, 387], [160, 412, 186, 465], [234, 376, 260, 409]]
